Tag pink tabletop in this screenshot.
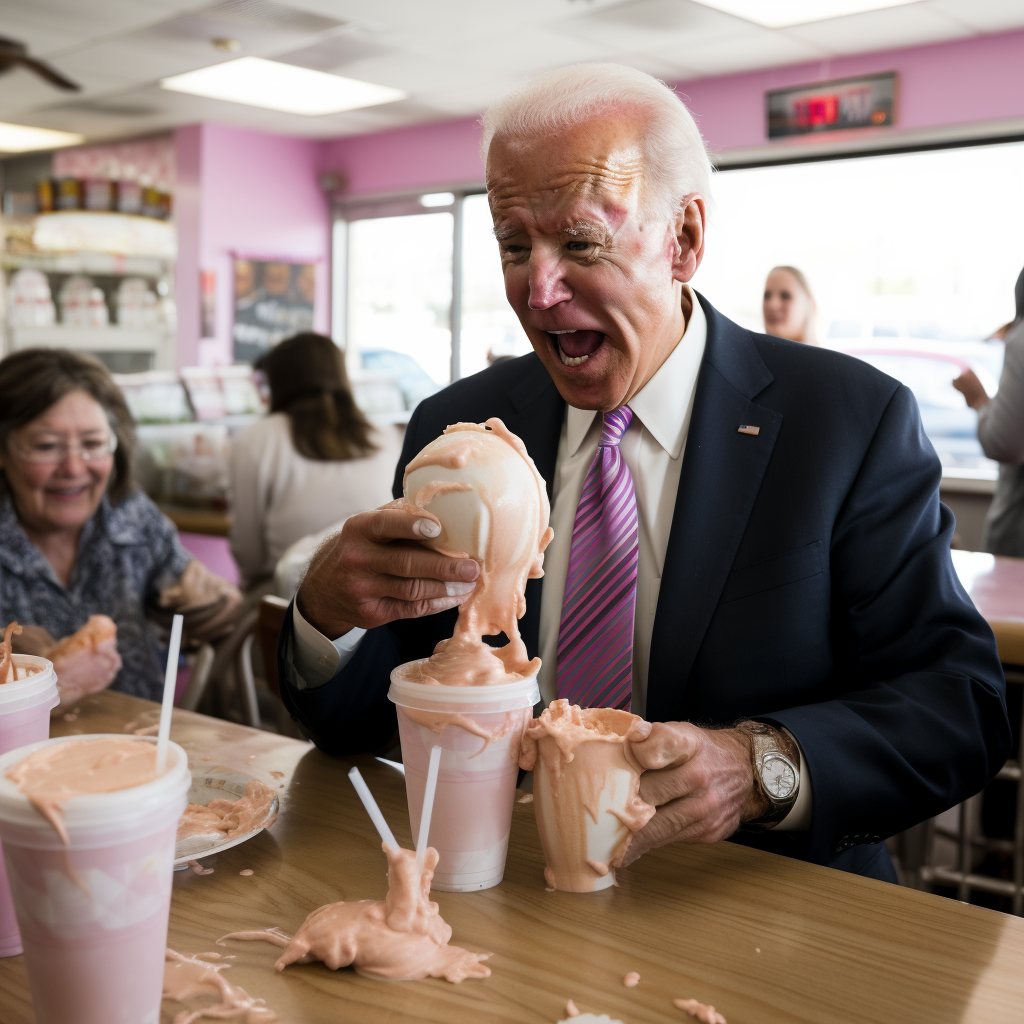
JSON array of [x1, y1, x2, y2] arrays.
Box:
[[951, 550, 1024, 624]]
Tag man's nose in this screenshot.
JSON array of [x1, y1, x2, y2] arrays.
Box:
[[527, 250, 572, 310]]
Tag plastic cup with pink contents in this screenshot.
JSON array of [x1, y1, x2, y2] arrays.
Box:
[[0, 733, 190, 1024], [0, 655, 59, 958], [389, 668, 539, 892]]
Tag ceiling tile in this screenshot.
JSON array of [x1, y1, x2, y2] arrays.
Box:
[[925, 0, 1024, 33], [650, 27, 828, 76], [552, 0, 753, 51], [275, 30, 395, 71], [416, 27, 608, 75], [326, 52, 480, 95], [3, 0, 168, 50], [611, 51, 703, 80], [786, 5, 968, 53]]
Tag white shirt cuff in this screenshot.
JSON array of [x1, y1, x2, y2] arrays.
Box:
[[773, 740, 812, 832], [290, 601, 366, 690]]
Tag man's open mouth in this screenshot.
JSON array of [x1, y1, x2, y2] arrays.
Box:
[[547, 329, 605, 367]]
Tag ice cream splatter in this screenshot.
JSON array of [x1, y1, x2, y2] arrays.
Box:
[[189, 860, 214, 876], [516, 792, 533, 804], [674, 997, 728, 1023], [565, 999, 580, 1016], [623, 971, 640, 987], [240, 869, 254, 876], [163, 948, 276, 1023]]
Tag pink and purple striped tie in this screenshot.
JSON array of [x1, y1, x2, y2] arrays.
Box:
[[556, 406, 639, 711]]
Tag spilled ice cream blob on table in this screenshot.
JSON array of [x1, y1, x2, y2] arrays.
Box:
[[220, 844, 491, 983], [396, 418, 553, 688]]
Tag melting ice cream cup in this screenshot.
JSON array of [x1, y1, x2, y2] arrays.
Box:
[[0, 655, 58, 958], [524, 703, 655, 893], [0, 733, 190, 1024], [389, 669, 540, 892]]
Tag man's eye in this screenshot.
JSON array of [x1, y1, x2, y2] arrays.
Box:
[[82, 440, 105, 451], [566, 240, 593, 252], [31, 442, 58, 452]]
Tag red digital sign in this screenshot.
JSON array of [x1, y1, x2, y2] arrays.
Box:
[[767, 72, 897, 139]]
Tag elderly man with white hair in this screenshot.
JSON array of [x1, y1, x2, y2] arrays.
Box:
[[282, 64, 1009, 881]]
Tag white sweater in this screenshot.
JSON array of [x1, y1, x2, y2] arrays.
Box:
[[228, 412, 402, 585]]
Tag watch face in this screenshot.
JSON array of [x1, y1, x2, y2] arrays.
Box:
[[761, 755, 796, 800]]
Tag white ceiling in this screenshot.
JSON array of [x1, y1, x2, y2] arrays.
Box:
[[1, 0, 1022, 144]]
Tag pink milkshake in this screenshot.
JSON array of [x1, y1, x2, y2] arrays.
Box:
[[0, 734, 190, 1024], [390, 419, 552, 891], [0, 650, 59, 957]]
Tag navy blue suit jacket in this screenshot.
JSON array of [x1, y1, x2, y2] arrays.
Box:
[[281, 294, 1010, 880]]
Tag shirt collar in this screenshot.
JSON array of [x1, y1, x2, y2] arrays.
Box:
[[566, 285, 707, 459]]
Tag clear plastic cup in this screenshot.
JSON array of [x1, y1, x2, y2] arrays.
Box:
[[0, 655, 59, 957], [389, 668, 540, 892], [0, 734, 190, 1024]]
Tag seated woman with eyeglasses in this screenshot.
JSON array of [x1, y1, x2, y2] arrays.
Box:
[[0, 348, 242, 704]]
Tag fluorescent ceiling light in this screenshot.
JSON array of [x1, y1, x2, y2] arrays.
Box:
[[0, 122, 83, 154], [420, 192, 455, 207], [160, 57, 406, 116], [693, 0, 923, 28]]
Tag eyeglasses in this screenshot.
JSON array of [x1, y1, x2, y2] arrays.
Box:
[[8, 433, 118, 465]]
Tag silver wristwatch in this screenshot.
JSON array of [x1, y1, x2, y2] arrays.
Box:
[[747, 726, 799, 828]]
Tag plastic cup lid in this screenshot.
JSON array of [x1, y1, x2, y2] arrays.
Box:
[[388, 663, 541, 712], [0, 655, 58, 710], [0, 733, 190, 834]]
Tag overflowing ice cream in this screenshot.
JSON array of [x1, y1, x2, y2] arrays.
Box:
[[177, 781, 277, 842], [520, 700, 655, 892], [6, 736, 158, 844], [395, 418, 553, 688], [0, 622, 31, 683], [219, 844, 491, 983]]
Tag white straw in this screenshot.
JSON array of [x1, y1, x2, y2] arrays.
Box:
[[416, 744, 443, 873], [348, 767, 399, 852], [155, 614, 183, 775]]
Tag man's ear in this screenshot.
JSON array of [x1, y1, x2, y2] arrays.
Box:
[[671, 194, 706, 284]]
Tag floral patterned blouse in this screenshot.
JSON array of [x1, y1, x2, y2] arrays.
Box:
[[0, 490, 192, 699]]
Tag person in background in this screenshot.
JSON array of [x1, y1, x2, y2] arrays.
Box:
[[229, 332, 401, 590], [762, 265, 817, 345], [0, 348, 242, 702], [953, 265, 1024, 556]]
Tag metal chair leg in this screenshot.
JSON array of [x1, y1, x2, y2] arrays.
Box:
[[235, 631, 260, 729]]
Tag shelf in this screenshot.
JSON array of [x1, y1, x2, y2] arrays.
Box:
[[2, 251, 170, 276], [9, 325, 170, 352]]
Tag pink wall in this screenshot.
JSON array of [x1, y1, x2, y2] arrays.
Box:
[[323, 28, 1024, 196], [175, 123, 331, 367]]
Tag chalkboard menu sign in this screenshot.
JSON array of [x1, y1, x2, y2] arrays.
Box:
[[767, 72, 897, 139]]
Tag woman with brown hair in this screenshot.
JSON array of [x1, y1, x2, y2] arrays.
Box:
[[0, 348, 241, 702], [228, 333, 400, 587]]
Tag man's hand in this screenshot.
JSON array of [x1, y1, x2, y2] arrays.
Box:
[[953, 369, 990, 410], [619, 720, 770, 867], [296, 500, 480, 639]]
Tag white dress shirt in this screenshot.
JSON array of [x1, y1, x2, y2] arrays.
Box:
[[290, 287, 810, 829]]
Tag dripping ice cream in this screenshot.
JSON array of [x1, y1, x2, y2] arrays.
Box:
[[396, 418, 553, 688], [220, 844, 491, 983], [388, 418, 549, 891], [520, 700, 655, 892]]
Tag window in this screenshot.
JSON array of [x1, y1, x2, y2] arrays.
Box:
[[694, 140, 1024, 473], [337, 141, 1024, 473]]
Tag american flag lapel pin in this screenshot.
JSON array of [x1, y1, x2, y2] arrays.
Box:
[[738, 424, 760, 436]]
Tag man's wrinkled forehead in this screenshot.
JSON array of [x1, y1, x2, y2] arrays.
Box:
[[486, 118, 646, 229]]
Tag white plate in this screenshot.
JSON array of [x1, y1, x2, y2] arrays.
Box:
[[174, 767, 279, 868]]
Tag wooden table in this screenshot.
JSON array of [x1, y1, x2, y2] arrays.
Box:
[[2, 692, 1024, 1024], [158, 504, 232, 538], [952, 549, 1024, 664]]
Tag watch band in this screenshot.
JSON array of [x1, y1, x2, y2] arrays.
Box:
[[743, 723, 800, 829]]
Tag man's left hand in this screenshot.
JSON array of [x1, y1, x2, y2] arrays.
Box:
[[619, 720, 768, 866]]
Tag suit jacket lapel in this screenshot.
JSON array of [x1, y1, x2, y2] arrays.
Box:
[[646, 296, 782, 722], [503, 355, 565, 659]]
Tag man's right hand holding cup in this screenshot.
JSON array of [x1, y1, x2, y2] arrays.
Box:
[[296, 500, 480, 639]]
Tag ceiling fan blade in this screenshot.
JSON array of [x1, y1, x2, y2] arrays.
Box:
[[18, 55, 80, 91]]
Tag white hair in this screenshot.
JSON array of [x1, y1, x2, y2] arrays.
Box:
[[481, 62, 712, 222]]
